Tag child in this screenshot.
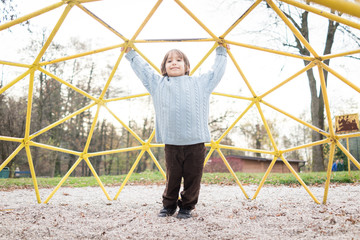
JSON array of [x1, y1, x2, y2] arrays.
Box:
[[122, 43, 228, 219]]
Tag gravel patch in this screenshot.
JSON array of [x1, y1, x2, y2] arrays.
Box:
[[1, 184, 360, 239]]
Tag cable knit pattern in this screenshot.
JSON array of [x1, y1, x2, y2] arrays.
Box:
[[194, 80, 202, 140], [125, 46, 227, 145], [185, 79, 192, 139]]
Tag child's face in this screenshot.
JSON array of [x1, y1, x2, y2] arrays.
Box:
[[165, 52, 187, 77]]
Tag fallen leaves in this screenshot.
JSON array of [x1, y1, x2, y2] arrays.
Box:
[[345, 216, 357, 224]]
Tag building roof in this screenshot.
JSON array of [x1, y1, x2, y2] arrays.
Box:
[[222, 155, 305, 163]]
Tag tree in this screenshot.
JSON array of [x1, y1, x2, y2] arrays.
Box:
[[277, 3, 360, 171], [0, 95, 28, 174], [282, 112, 312, 162], [1, 0, 31, 32], [238, 119, 279, 158], [223, 0, 359, 171], [280, 7, 338, 171]]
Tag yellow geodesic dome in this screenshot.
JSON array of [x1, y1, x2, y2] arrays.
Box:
[[0, 0, 360, 204]]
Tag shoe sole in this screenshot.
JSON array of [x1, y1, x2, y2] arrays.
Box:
[[176, 214, 191, 219]]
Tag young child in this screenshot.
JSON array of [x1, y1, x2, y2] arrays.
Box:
[[122, 43, 228, 219]]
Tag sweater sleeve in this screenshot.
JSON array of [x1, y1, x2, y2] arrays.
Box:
[[125, 50, 160, 95], [199, 46, 227, 94]]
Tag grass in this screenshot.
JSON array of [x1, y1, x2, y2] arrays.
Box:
[[0, 170, 359, 190]]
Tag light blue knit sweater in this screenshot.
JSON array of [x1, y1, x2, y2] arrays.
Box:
[[125, 46, 227, 145]]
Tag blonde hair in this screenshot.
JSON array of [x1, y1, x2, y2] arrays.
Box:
[[160, 49, 190, 76]]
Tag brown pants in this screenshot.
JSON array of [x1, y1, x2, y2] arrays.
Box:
[[162, 143, 206, 210]]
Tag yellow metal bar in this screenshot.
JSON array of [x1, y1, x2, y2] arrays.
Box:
[[191, 43, 217, 76], [320, 63, 360, 93], [38, 68, 98, 101], [317, 64, 335, 135], [0, 60, 32, 68], [203, 148, 215, 166], [211, 92, 253, 101], [323, 142, 335, 204], [321, 49, 360, 61], [252, 156, 278, 200], [30, 102, 97, 140], [147, 149, 166, 179], [282, 138, 330, 153], [279, 155, 320, 204], [134, 38, 213, 43], [0, 69, 31, 95], [131, 0, 163, 41], [24, 70, 35, 139], [88, 146, 143, 157], [219, 144, 274, 155], [279, 0, 360, 30], [0, 144, 24, 172], [217, 102, 255, 143], [103, 104, 144, 144], [226, 40, 313, 61], [0, 1, 64, 31], [40, 44, 123, 66], [77, 0, 102, 3], [337, 132, 360, 139], [174, 0, 219, 41], [337, 142, 360, 170], [33, 3, 74, 64], [148, 129, 157, 143], [132, 45, 161, 74], [29, 141, 81, 156], [266, 0, 319, 58], [220, 0, 262, 38], [76, 4, 127, 41], [260, 61, 315, 98], [99, 51, 125, 99], [105, 93, 150, 102], [44, 157, 83, 203], [83, 104, 101, 153], [149, 143, 165, 148], [83, 157, 111, 200], [228, 49, 257, 97], [255, 101, 279, 151], [0, 136, 23, 143], [25, 145, 41, 203], [114, 150, 146, 200], [307, 0, 360, 19], [217, 149, 249, 199], [262, 100, 330, 137], [347, 138, 351, 176]]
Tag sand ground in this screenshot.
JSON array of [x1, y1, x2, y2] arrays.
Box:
[[1, 184, 360, 239]]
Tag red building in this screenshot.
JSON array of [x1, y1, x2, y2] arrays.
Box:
[[204, 155, 304, 173]]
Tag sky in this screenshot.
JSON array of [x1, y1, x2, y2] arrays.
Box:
[[1, 0, 360, 149]]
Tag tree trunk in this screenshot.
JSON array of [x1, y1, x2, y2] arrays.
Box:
[[106, 125, 115, 175], [291, 10, 339, 171]]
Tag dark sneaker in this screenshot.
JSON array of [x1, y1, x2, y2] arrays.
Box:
[[158, 208, 176, 217], [176, 208, 192, 219]]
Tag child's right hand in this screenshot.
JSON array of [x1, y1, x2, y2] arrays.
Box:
[[121, 46, 132, 53]]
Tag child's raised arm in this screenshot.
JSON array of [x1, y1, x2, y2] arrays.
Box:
[[198, 44, 228, 94], [123, 47, 161, 95]]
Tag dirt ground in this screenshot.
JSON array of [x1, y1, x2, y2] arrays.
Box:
[[1, 184, 360, 239]]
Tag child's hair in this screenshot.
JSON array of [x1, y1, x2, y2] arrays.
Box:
[[160, 49, 190, 76]]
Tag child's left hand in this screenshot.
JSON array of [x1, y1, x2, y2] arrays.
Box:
[[219, 43, 230, 50]]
